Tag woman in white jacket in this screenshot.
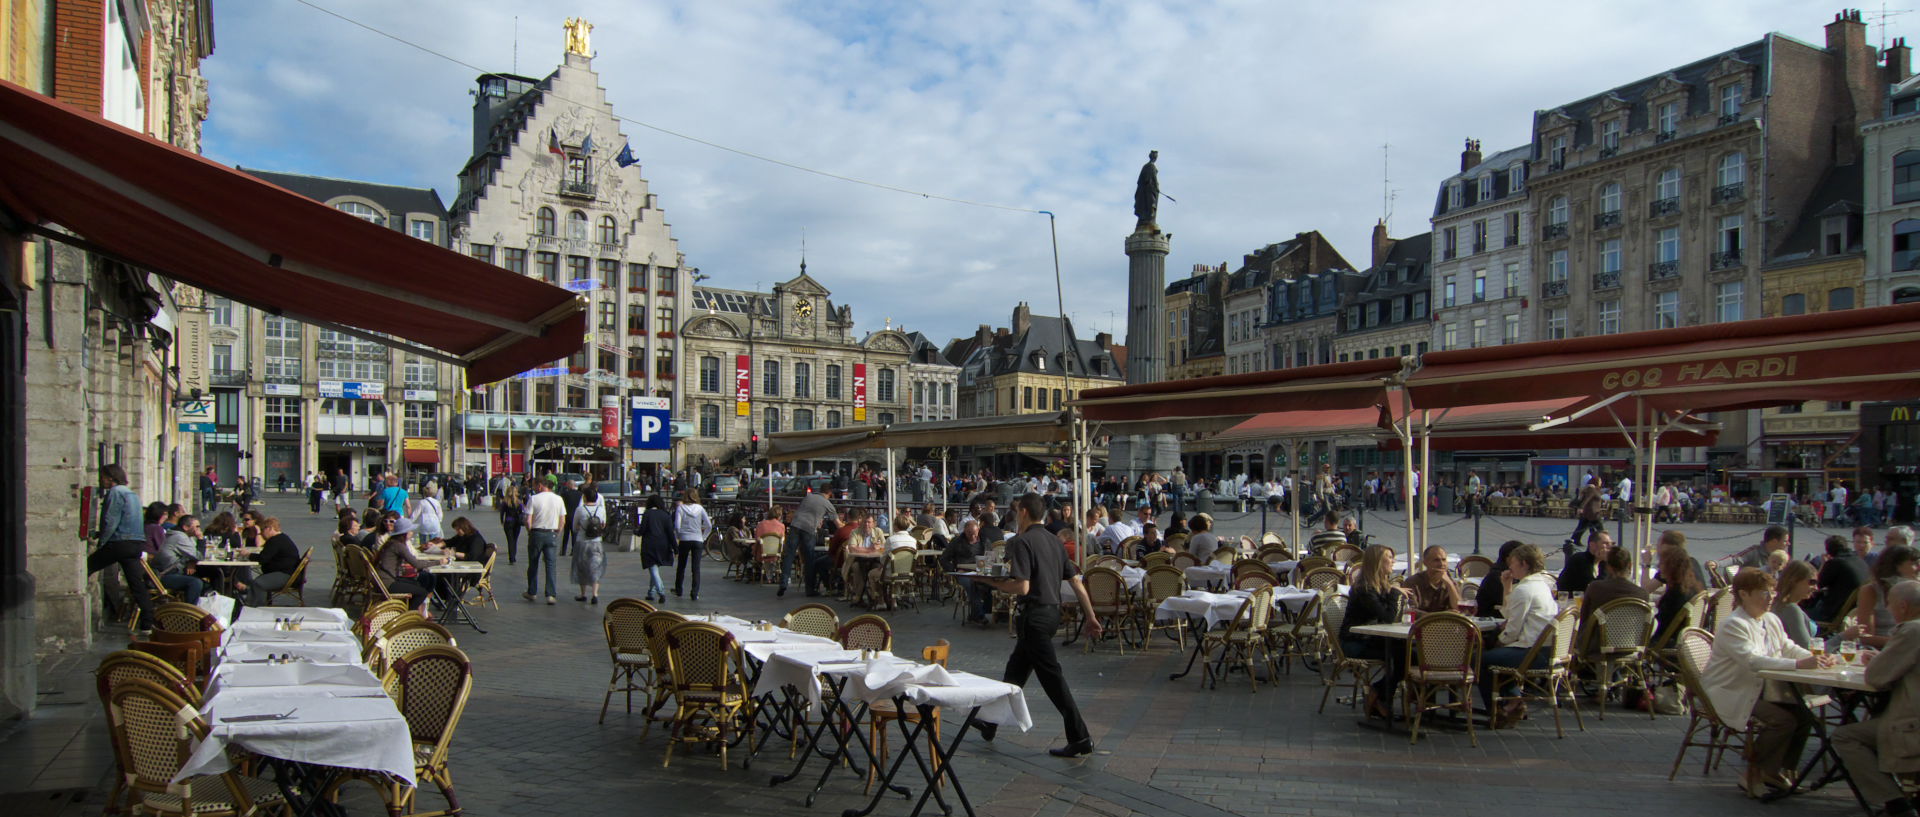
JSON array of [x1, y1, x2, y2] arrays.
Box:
[[408, 481, 446, 541], [672, 488, 713, 602], [1704, 567, 1834, 797], [1479, 543, 1559, 726]]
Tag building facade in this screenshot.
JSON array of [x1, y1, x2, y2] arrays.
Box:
[[1863, 67, 1920, 306], [1164, 263, 1226, 380], [1221, 232, 1349, 373], [1430, 141, 1532, 351], [448, 30, 692, 481], [1334, 231, 1432, 363], [1261, 268, 1364, 370], [678, 269, 957, 470], [948, 303, 1122, 474]]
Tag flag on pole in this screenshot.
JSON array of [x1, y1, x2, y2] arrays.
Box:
[[615, 141, 638, 168], [580, 132, 595, 154], [547, 127, 564, 155]]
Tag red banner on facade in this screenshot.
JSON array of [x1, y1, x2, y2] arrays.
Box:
[[600, 395, 620, 448], [853, 363, 867, 422], [735, 354, 752, 417]]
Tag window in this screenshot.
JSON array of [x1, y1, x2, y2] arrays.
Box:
[[1599, 119, 1622, 151], [596, 215, 618, 244], [1781, 293, 1807, 316], [655, 306, 674, 335], [1719, 82, 1744, 118], [762, 360, 781, 396], [793, 362, 811, 398], [315, 329, 388, 381], [1052, 389, 1063, 410], [1473, 220, 1488, 252], [628, 263, 649, 290], [1549, 134, 1567, 166], [403, 356, 436, 387], [1896, 151, 1920, 204], [535, 251, 559, 283], [1502, 313, 1520, 344], [1652, 227, 1679, 264], [1411, 291, 1427, 316], [656, 267, 675, 292], [263, 397, 301, 435], [793, 409, 814, 431], [877, 368, 896, 402], [595, 348, 616, 373], [565, 384, 588, 409], [1548, 249, 1569, 281], [1717, 153, 1745, 187], [1449, 183, 1462, 209], [1477, 174, 1492, 201], [1656, 167, 1681, 201], [1510, 163, 1525, 191], [826, 364, 842, 399], [595, 301, 615, 331], [1472, 269, 1486, 302], [653, 347, 672, 380], [1344, 306, 1360, 330], [698, 357, 721, 392], [1714, 281, 1744, 323], [1829, 287, 1856, 311], [407, 219, 436, 243], [1470, 318, 1487, 348], [826, 410, 841, 429], [565, 152, 591, 188], [502, 247, 527, 276], [1443, 276, 1456, 307], [1022, 387, 1033, 410], [1391, 297, 1406, 322], [943, 383, 952, 406], [567, 255, 590, 284], [470, 243, 494, 264], [1505, 211, 1521, 245], [1442, 227, 1458, 258], [596, 259, 620, 289], [699, 404, 719, 438], [763, 407, 781, 434], [626, 303, 644, 333], [321, 398, 387, 417], [264, 317, 302, 381], [208, 296, 233, 326], [1545, 308, 1568, 340], [1654, 291, 1679, 329], [1599, 239, 1621, 275], [1503, 263, 1520, 298], [1598, 183, 1621, 215], [567, 210, 588, 240], [535, 207, 556, 236], [1597, 299, 1621, 335], [1441, 323, 1457, 350], [333, 201, 383, 226], [877, 412, 895, 425], [1895, 219, 1920, 271], [403, 403, 436, 438], [1548, 196, 1568, 225], [1657, 101, 1680, 135], [1718, 214, 1743, 254]]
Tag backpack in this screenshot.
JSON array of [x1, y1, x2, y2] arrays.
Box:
[[582, 507, 607, 539]]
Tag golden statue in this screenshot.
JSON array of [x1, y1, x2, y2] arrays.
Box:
[[564, 17, 593, 57]]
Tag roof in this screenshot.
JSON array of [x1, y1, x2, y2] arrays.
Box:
[[977, 310, 1122, 381], [238, 168, 448, 223], [1433, 144, 1531, 218], [1766, 162, 1863, 265], [0, 78, 585, 385], [1536, 37, 1769, 151]]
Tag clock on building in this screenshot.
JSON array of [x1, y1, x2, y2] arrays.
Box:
[[794, 298, 814, 318]]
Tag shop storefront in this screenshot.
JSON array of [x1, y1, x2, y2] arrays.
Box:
[[460, 412, 605, 480], [1860, 401, 1920, 524], [530, 440, 621, 483], [401, 436, 440, 476]]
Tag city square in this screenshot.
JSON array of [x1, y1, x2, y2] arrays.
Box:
[[3, 3, 1920, 817]]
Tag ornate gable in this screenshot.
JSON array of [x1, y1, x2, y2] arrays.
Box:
[[1705, 53, 1753, 83], [1649, 72, 1688, 100]]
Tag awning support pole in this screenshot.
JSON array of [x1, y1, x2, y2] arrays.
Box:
[[885, 446, 896, 533], [1290, 438, 1302, 551], [1419, 409, 1432, 556], [1397, 391, 1415, 558]]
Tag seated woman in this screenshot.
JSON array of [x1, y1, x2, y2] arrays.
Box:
[[1771, 560, 1818, 650], [1478, 543, 1557, 727], [375, 518, 447, 613], [1337, 544, 1409, 721], [445, 516, 495, 564], [1848, 545, 1920, 649], [1704, 567, 1830, 798], [1653, 546, 1705, 645]]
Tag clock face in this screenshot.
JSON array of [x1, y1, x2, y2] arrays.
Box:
[[794, 298, 813, 318]]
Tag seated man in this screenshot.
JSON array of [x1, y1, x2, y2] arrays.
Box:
[[1402, 545, 1460, 613], [1308, 511, 1347, 556], [1578, 546, 1650, 651], [1834, 580, 1920, 817], [155, 514, 207, 603], [1557, 530, 1613, 594]]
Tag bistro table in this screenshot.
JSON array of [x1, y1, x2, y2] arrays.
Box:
[[841, 656, 1030, 817], [432, 561, 489, 633], [1347, 618, 1502, 640], [1756, 666, 1876, 808], [760, 647, 906, 805], [1182, 561, 1233, 590], [197, 550, 261, 594]]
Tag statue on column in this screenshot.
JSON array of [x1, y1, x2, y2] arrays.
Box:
[[1134, 150, 1170, 230], [564, 17, 594, 57]]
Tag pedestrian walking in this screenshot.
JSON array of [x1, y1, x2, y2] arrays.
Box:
[[522, 479, 565, 604], [306, 473, 325, 514], [967, 493, 1101, 757], [780, 491, 835, 597], [408, 481, 446, 541], [571, 487, 608, 604], [672, 488, 713, 602], [557, 477, 583, 557], [198, 466, 218, 514], [1564, 479, 1605, 556], [88, 464, 157, 627], [639, 494, 675, 602], [498, 485, 524, 565]]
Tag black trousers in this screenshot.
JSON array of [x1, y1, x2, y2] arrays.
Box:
[[1004, 602, 1090, 744], [780, 527, 818, 592], [88, 539, 156, 625], [1567, 517, 1604, 548], [673, 540, 702, 597]]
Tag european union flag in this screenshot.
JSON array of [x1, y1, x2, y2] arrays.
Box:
[[615, 141, 639, 168]]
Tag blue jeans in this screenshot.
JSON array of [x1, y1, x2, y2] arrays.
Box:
[[1480, 644, 1549, 710], [526, 529, 558, 597], [160, 572, 205, 604], [781, 528, 819, 592], [646, 565, 665, 598]]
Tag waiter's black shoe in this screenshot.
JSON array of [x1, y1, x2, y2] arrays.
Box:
[[777, 585, 787, 598], [974, 722, 997, 742], [1048, 740, 1094, 758]]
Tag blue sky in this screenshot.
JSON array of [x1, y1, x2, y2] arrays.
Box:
[[206, 0, 1842, 345]]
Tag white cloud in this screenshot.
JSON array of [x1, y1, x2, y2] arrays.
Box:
[[203, 0, 1841, 347]]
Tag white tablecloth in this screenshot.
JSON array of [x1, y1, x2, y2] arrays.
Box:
[[196, 594, 236, 625], [1062, 565, 1145, 598], [757, 648, 889, 716], [179, 691, 415, 787], [217, 639, 365, 667], [1154, 590, 1259, 630], [1182, 562, 1232, 588], [207, 662, 381, 698], [848, 656, 1031, 731], [236, 606, 352, 627]]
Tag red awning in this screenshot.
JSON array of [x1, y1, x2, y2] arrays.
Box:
[[403, 448, 440, 464], [1074, 358, 1405, 433], [0, 80, 583, 385], [1406, 303, 1920, 414], [1211, 406, 1389, 441], [1390, 397, 1719, 451]]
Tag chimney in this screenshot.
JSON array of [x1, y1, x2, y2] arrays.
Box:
[[1828, 9, 1878, 163], [975, 324, 993, 348], [1460, 138, 1483, 172], [1012, 302, 1032, 337], [1095, 331, 1113, 349], [1371, 219, 1393, 269], [1888, 36, 1912, 84]]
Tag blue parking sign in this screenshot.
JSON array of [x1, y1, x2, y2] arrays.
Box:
[[630, 397, 671, 450]]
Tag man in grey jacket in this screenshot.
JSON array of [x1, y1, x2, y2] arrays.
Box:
[[88, 464, 157, 626], [780, 491, 836, 598], [1835, 579, 1920, 816]]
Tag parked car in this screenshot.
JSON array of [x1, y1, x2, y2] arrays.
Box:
[[739, 476, 834, 499], [706, 475, 741, 500]]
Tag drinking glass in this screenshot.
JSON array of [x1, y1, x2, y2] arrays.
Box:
[[1840, 641, 1860, 667]]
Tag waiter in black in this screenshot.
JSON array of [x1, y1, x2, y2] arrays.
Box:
[[971, 493, 1101, 757]]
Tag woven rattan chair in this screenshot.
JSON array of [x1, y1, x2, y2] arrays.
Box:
[[1402, 612, 1481, 746], [757, 534, 784, 584], [357, 600, 412, 645], [126, 641, 202, 692], [1170, 551, 1200, 569], [1141, 564, 1188, 652], [1820, 586, 1863, 636], [600, 598, 658, 724], [151, 602, 221, 634], [1330, 544, 1364, 565], [106, 679, 284, 817], [1255, 544, 1292, 563], [361, 611, 428, 662], [1669, 627, 1756, 780], [1301, 567, 1344, 596], [1234, 572, 1277, 592], [96, 652, 200, 816], [1088, 554, 1124, 571], [1647, 592, 1704, 697], [265, 548, 311, 606], [1317, 595, 1381, 712], [1139, 551, 1172, 569], [1457, 555, 1495, 580], [1081, 567, 1136, 654], [1702, 560, 1728, 589], [1212, 546, 1237, 564], [1233, 558, 1276, 584], [1274, 592, 1323, 674], [1488, 605, 1584, 738], [468, 553, 499, 610], [373, 620, 457, 677], [374, 646, 473, 817], [868, 640, 950, 793], [1118, 535, 1145, 557], [839, 614, 894, 652], [333, 543, 378, 615], [1704, 587, 1739, 631], [1578, 597, 1657, 720], [640, 610, 689, 739], [781, 603, 840, 640], [880, 547, 918, 611], [1202, 585, 1277, 692], [1296, 555, 1334, 576], [661, 622, 754, 769], [138, 557, 177, 610]]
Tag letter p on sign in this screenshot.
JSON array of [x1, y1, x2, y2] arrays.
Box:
[[629, 396, 672, 451]]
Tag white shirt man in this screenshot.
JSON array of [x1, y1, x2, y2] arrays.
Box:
[[1616, 476, 1633, 503], [526, 485, 566, 531]]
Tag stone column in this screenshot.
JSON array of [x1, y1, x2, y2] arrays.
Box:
[[1113, 228, 1178, 481]]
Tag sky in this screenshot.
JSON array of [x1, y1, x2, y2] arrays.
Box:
[[205, 0, 1851, 347]]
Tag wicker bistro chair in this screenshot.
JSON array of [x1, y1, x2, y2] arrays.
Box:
[[1202, 586, 1278, 692], [372, 620, 457, 678], [880, 547, 919, 611], [757, 534, 784, 584], [1255, 545, 1292, 563], [1274, 593, 1324, 674], [1159, 534, 1187, 555], [1080, 567, 1136, 654], [1119, 535, 1146, 557], [106, 679, 285, 817], [1212, 546, 1238, 565], [265, 548, 312, 606], [332, 543, 377, 615], [96, 652, 201, 816], [1295, 555, 1334, 576], [1234, 572, 1277, 592], [780, 603, 840, 640], [1820, 587, 1864, 637], [1647, 593, 1704, 693], [1141, 565, 1189, 652], [640, 610, 690, 739], [357, 600, 413, 645], [660, 622, 755, 770], [1088, 554, 1125, 571], [1457, 555, 1495, 581], [1233, 559, 1277, 584], [1139, 551, 1172, 569], [466, 553, 500, 610], [1669, 628, 1757, 780], [1316, 595, 1382, 713], [867, 640, 951, 793], [126, 641, 203, 692], [1704, 587, 1741, 631], [151, 602, 221, 634], [838, 614, 894, 652], [1170, 551, 1201, 570], [1401, 612, 1482, 747], [1488, 605, 1585, 738], [1578, 597, 1657, 720], [600, 599, 659, 724], [1330, 544, 1364, 565], [1301, 567, 1345, 597], [357, 646, 474, 817]]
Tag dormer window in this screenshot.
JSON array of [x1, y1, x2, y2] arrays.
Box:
[[1449, 183, 1462, 209], [1657, 101, 1680, 137], [1509, 163, 1526, 192], [1719, 82, 1745, 121], [1549, 135, 1568, 167], [1478, 175, 1492, 201], [1599, 119, 1622, 153], [1031, 352, 1046, 371]]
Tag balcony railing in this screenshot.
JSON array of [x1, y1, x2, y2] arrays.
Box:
[[1710, 250, 1744, 270], [1471, 241, 1487, 254], [1712, 183, 1745, 205], [1649, 197, 1680, 218], [559, 180, 597, 199], [1542, 279, 1569, 298], [1655, 130, 1677, 143], [1598, 145, 1618, 159], [1442, 247, 1457, 260], [209, 369, 247, 387], [1648, 261, 1681, 282], [1719, 112, 1741, 125], [1593, 210, 1622, 229], [1547, 160, 1565, 172], [1542, 222, 1568, 240], [1593, 270, 1622, 291]]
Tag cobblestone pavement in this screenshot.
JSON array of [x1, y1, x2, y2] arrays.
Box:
[[0, 497, 1871, 816]]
